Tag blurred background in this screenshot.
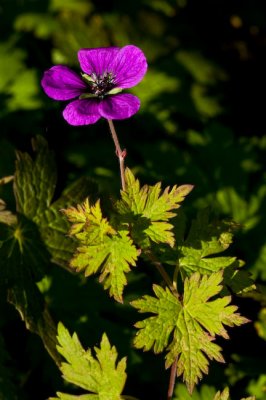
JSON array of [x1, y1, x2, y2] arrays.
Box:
[[0, 0, 266, 399]]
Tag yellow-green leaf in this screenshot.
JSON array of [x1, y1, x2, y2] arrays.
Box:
[[131, 271, 248, 393], [50, 323, 127, 400], [64, 198, 139, 302], [116, 168, 193, 247]]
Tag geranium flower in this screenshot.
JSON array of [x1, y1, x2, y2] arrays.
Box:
[[41, 45, 147, 125]]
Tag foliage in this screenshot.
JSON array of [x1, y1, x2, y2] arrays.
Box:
[[173, 384, 255, 400], [62, 168, 192, 302], [62, 197, 139, 303], [212, 387, 255, 400], [0, 137, 253, 398], [131, 271, 248, 393], [0, 136, 94, 365], [50, 323, 127, 400]]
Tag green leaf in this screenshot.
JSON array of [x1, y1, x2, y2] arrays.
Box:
[[213, 388, 230, 400], [13, 135, 96, 266], [223, 261, 256, 295], [50, 323, 127, 400], [63, 198, 139, 302], [131, 271, 248, 393], [0, 217, 60, 364], [254, 308, 266, 341], [42, 176, 97, 266], [246, 374, 266, 399], [0, 39, 42, 113], [51, 395, 139, 400], [178, 210, 238, 275], [213, 387, 255, 400], [0, 136, 96, 364], [50, 394, 93, 399], [14, 135, 57, 221], [14, 13, 57, 39], [216, 185, 266, 232], [116, 168, 193, 247], [50, 0, 93, 14], [173, 383, 216, 400]]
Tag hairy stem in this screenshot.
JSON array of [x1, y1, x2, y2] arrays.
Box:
[[107, 119, 126, 190], [145, 251, 178, 296], [167, 358, 178, 400]]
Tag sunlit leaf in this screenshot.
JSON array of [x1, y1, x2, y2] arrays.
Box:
[[50, 323, 127, 400], [173, 383, 216, 400], [63, 198, 139, 302], [116, 168, 193, 248], [213, 387, 255, 400], [131, 271, 248, 393]]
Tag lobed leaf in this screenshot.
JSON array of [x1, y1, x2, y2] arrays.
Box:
[[131, 271, 248, 393], [177, 210, 239, 275], [173, 383, 216, 400], [173, 384, 256, 400], [50, 323, 127, 400], [14, 135, 57, 221], [0, 136, 96, 364], [223, 261, 256, 296], [0, 217, 60, 364], [12, 135, 95, 266], [42, 177, 97, 266], [116, 168, 193, 247], [63, 198, 139, 302], [213, 387, 255, 400]]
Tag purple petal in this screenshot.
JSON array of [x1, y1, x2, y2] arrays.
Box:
[[99, 94, 140, 120], [63, 99, 101, 125], [110, 45, 148, 89], [78, 47, 120, 76], [41, 66, 86, 100]]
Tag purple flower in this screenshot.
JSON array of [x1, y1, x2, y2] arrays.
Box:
[[41, 45, 147, 125]]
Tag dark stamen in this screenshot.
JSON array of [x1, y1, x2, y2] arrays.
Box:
[[87, 72, 115, 97]]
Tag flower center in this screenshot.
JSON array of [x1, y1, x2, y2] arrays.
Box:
[[81, 71, 116, 98]]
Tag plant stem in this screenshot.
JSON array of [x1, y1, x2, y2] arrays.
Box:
[[146, 252, 178, 398], [107, 119, 126, 190], [145, 251, 178, 296], [107, 123, 178, 399], [167, 358, 178, 400], [173, 263, 179, 291]]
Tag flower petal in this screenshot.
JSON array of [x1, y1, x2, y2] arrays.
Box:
[[63, 99, 101, 125], [78, 47, 120, 76], [41, 66, 86, 100], [99, 94, 140, 120], [110, 45, 148, 89]]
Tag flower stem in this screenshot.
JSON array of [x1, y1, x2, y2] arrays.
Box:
[[167, 358, 178, 400], [107, 119, 126, 191]]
